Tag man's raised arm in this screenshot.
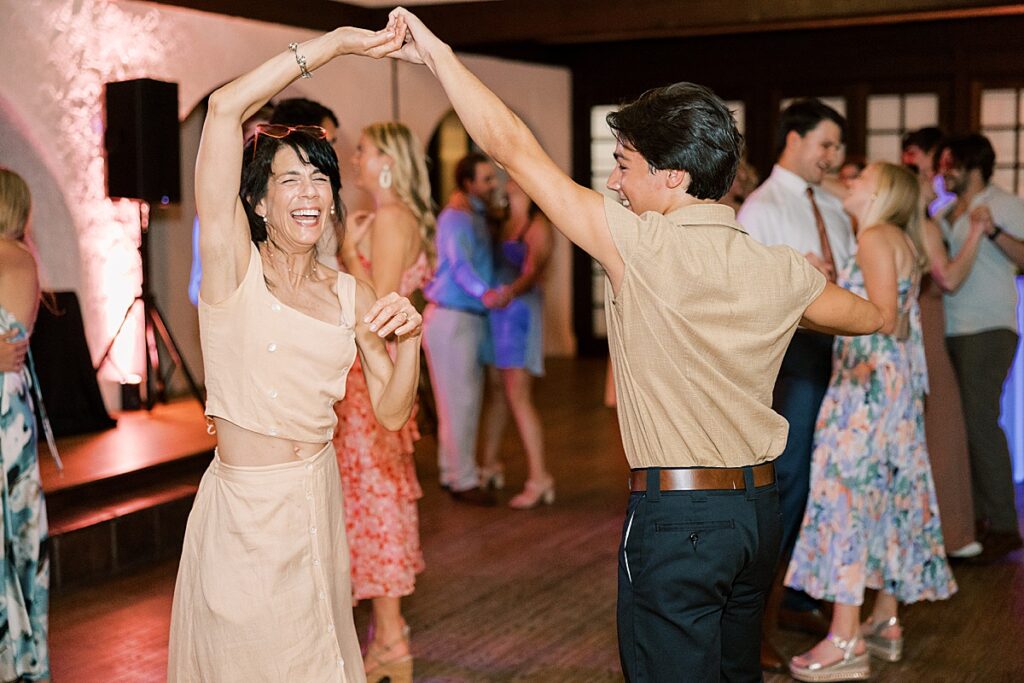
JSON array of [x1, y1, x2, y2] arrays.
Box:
[[384, 8, 623, 287]]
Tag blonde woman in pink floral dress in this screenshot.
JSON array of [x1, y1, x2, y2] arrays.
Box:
[[786, 163, 957, 682], [334, 122, 434, 683]]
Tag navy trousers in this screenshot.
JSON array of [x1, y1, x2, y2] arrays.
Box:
[[617, 467, 781, 682], [771, 332, 833, 609]]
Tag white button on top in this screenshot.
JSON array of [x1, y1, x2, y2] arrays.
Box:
[[327, 624, 335, 633], [313, 558, 321, 566], [269, 427, 278, 436], [310, 526, 317, 535], [305, 463, 313, 471], [267, 342, 277, 352], [319, 591, 326, 601], [268, 389, 279, 399], [337, 658, 344, 669], [271, 303, 282, 312]]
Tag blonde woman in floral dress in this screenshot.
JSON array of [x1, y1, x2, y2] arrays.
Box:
[[334, 121, 433, 683], [786, 162, 957, 682]]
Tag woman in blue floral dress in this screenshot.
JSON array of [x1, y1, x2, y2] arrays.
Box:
[[786, 163, 956, 682], [0, 168, 49, 682]]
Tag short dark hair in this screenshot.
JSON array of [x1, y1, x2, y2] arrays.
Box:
[[938, 133, 996, 183], [605, 82, 744, 200], [270, 97, 339, 128], [454, 152, 490, 192], [240, 131, 343, 243], [901, 126, 944, 154], [775, 98, 846, 157]]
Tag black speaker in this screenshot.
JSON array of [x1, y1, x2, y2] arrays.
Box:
[[104, 78, 181, 203]]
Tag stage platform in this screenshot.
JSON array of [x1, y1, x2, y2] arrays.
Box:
[[41, 400, 214, 592]]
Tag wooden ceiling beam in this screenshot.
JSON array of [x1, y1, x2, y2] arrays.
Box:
[[142, 1, 1024, 47], [143, 0, 379, 32], [395, 0, 1024, 47]]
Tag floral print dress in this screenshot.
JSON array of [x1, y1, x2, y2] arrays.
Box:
[[0, 306, 49, 681], [333, 251, 432, 601], [785, 257, 957, 606]]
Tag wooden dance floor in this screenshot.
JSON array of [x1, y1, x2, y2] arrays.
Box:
[[49, 358, 1024, 681]]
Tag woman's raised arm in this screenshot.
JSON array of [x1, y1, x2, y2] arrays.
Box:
[[196, 26, 404, 304]]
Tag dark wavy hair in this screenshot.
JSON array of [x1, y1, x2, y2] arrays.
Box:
[[606, 82, 744, 200], [775, 98, 846, 156], [240, 131, 343, 244], [937, 133, 996, 183], [454, 152, 491, 193], [270, 97, 339, 128]]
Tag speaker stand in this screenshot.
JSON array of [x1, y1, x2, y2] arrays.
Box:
[[95, 201, 204, 411]]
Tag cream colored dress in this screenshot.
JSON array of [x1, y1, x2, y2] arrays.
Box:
[[168, 243, 364, 682]]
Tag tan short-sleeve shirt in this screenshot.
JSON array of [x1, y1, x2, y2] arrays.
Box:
[[603, 197, 826, 469]]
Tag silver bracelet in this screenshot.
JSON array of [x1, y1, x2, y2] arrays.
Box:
[[288, 42, 312, 79]]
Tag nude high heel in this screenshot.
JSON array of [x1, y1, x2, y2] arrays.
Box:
[[509, 476, 555, 509]]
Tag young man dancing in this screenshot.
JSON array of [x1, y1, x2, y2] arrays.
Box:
[[379, 9, 882, 680]]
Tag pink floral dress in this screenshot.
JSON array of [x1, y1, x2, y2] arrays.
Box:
[[334, 250, 432, 600], [785, 257, 957, 606]]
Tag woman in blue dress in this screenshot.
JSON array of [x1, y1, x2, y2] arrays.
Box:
[[479, 179, 554, 509], [0, 168, 49, 682]]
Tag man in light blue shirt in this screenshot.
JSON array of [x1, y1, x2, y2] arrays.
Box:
[[936, 134, 1024, 560], [423, 152, 501, 505]]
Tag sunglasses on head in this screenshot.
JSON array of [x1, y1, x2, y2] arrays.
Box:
[[253, 123, 329, 149]]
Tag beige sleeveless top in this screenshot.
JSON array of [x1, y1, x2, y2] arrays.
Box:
[[200, 242, 358, 443]]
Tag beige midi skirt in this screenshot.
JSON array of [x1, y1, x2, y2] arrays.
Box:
[[168, 443, 366, 683]]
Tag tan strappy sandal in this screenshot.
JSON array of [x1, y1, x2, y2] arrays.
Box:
[[364, 625, 412, 683]]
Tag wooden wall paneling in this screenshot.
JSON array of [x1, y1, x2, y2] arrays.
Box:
[[564, 15, 1024, 350]]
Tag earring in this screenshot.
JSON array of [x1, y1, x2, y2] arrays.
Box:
[[379, 164, 393, 189]]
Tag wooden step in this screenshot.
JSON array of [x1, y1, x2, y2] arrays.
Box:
[[49, 476, 201, 593]]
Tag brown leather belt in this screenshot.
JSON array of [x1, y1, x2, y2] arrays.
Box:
[[629, 462, 775, 492]]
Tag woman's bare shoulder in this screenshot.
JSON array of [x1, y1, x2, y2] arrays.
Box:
[[0, 241, 37, 275]]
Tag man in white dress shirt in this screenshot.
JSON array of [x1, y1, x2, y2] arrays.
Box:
[[738, 98, 855, 669]]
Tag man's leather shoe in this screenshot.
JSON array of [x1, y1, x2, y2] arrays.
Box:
[[449, 486, 497, 507], [760, 638, 786, 673], [777, 606, 830, 636]]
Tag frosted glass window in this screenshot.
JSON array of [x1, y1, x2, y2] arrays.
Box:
[[865, 92, 940, 163], [905, 94, 939, 129], [989, 130, 1017, 162], [980, 87, 1024, 195], [992, 168, 1015, 192], [867, 134, 901, 164], [724, 100, 745, 136], [591, 105, 616, 136], [591, 140, 618, 172], [982, 90, 1017, 126], [868, 96, 900, 129]]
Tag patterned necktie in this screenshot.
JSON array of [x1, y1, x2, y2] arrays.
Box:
[[806, 186, 837, 282]]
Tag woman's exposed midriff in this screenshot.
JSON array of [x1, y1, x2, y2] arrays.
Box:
[[211, 417, 329, 465]]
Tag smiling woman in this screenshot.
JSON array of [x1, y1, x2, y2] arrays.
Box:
[[166, 19, 425, 683]]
